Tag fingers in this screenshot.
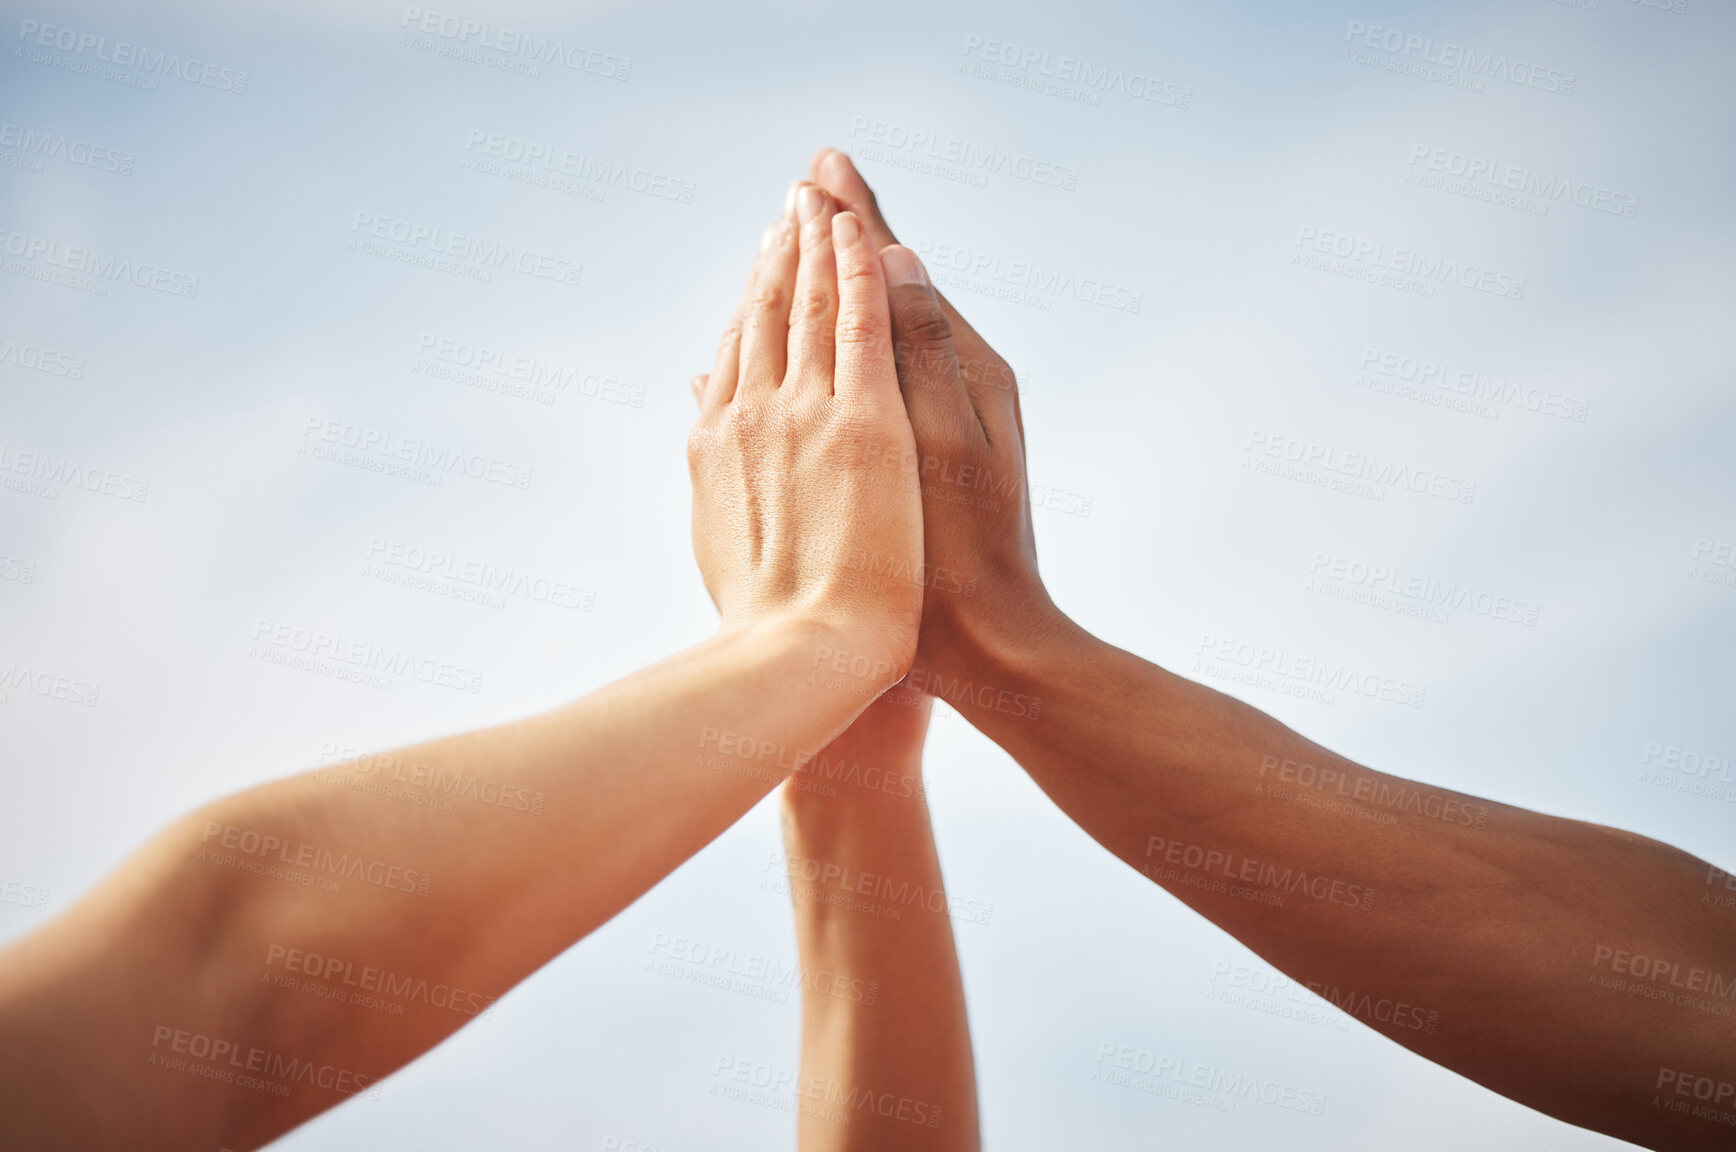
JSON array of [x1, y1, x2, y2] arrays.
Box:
[[690, 374, 708, 409], [810, 148, 1001, 410], [785, 184, 839, 390], [703, 203, 786, 413], [880, 245, 978, 440], [704, 298, 743, 413], [811, 148, 897, 250], [735, 191, 802, 401], [830, 212, 898, 408]]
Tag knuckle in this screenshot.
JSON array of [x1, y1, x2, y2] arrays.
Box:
[[896, 304, 953, 350], [746, 284, 787, 320], [721, 400, 764, 442], [762, 218, 796, 252], [896, 344, 954, 382], [823, 406, 880, 450], [791, 286, 836, 325], [782, 381, 829, 419], [835, 310, 889, 348], [801, 215, 834, 248], [915, 412, 969, 455], [685, 422, 715, 466], [837, 256, 878, 286]]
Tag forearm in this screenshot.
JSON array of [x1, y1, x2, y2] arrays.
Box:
[[779, 693, 979, 1151], [0, 617, 885, 1151], [933, 614, 1735, 1151], [800, 141, 1734, 1150]]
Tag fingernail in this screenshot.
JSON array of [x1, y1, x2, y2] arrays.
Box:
[[796, 185, 824, 224], [881, 245, 927, 288], [833, 212, 861, 249], [784, 181, 800, 218]]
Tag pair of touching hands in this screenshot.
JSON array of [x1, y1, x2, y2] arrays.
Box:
[[686, 148, 1056, 755], [684, 161, 997, 1152]]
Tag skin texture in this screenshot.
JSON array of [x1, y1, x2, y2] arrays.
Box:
[[0, 187, 921, 1152], [779, 685, 980, 1152], [805, 146, 1736, 1151], [693, 229, 982, 1150]]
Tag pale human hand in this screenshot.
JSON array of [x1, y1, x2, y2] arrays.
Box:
[[687, 181, 925, 691]]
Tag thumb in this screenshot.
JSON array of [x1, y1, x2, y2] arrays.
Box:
[[880, 245, 980, 443]]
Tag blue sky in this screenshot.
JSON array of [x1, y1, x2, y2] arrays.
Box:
[[2, 0, 1733, 1148]]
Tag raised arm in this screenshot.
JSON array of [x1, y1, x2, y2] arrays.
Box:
[[807, 147, 1736, 1152], [0, 187, 923, 1152], [778, 684, 980, 1152]]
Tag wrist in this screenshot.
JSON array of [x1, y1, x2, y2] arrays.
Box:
[[720, 607, 916, 699], [782, 689, 930, 812], [914, 600, 1092, 724], [686, 615, 872, 783]]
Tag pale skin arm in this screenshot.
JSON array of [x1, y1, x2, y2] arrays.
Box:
[[0, 624, 887, 1151], [805, 147, 1736, 1152], [0, 185, 925, 1152], [778, 684, 980, 1152]]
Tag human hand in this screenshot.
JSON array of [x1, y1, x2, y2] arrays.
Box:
[[687, 181, 924, 691], [805, 148, 1068, 691]]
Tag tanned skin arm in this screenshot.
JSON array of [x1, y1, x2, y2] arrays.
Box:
[[779, 682, 980, 1152], [0, 188, 925, 1152], [806, 146, 1736, 1151]]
